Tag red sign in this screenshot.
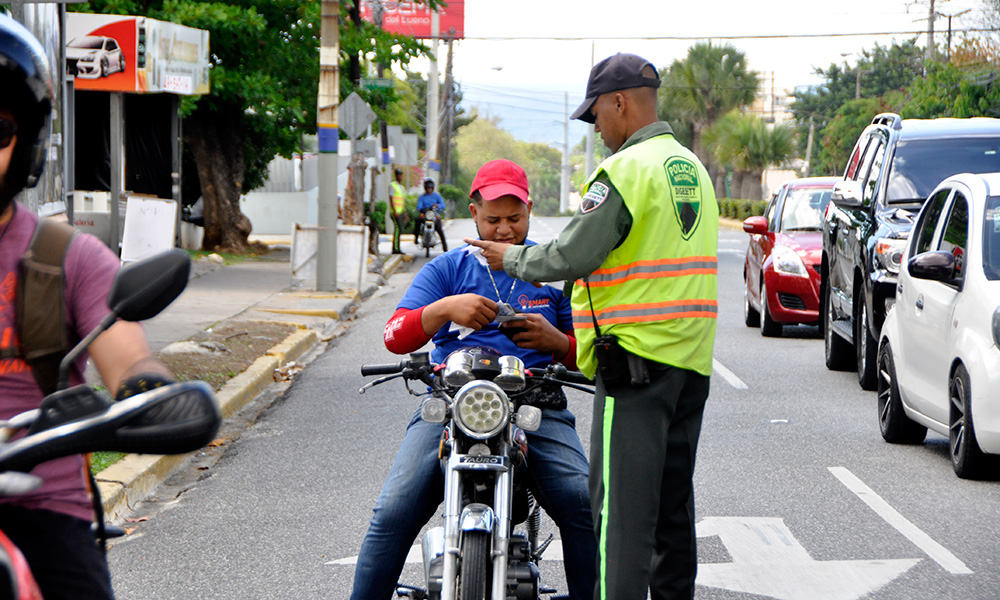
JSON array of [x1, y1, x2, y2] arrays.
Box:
[[360, 1, 464, 40]]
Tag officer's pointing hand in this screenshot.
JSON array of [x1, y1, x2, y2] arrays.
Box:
[[464, 238, 508, 271]]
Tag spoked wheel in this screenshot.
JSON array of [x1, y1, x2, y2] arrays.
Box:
[[855, 290, 878, 390], [759, 282, 782, 337], [949, 365, 994, 479], [744, 273, 760, 327], [458, 530, 490, 600], [876, 342, 926, 444]]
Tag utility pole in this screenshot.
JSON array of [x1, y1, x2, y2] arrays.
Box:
[[925, 0, 936, 66], [943, 9, 971, 61], [585, 42, 595, 180], [316, 0, 340, 291], [804, 116, 815, 177], [440, 38, 455, 186], [560, 92, 569, 214], [425, 11, 440, 178]]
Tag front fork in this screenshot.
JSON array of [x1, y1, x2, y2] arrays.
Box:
[[439, 446, 512, 600]]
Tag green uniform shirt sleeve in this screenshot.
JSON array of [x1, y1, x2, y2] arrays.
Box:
[[502, 174, 632, 285]]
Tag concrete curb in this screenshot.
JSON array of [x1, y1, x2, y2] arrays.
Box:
[[96, 253, 410, 521]]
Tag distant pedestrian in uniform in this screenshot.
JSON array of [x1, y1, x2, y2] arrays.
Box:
[[466, 52, 719, 600], [389, 168, 407, 254]]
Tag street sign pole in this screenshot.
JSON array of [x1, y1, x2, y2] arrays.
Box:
[[317, 0, 340, 291]]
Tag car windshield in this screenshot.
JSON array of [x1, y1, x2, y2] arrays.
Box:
[[888, 138, 1000, 203], [780, 188, 831, 231], [69, 37, 104, 49], [984, 196, 1000, 281]]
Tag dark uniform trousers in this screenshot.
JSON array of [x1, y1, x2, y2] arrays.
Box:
[[590, 357, 710, 600]]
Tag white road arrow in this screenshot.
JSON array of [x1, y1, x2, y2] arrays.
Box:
[[696, 517, 919, 600]]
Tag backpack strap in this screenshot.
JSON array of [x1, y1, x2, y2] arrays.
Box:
[[17, 219, 78, 396]]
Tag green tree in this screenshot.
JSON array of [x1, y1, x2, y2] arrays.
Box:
[[813, 97, 884, 176], [659, 42, 760, 198], [706, 112, 795, 200], [903, 61, 1000, 119]]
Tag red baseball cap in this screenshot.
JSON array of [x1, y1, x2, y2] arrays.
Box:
[[469, 159, 529, 203]]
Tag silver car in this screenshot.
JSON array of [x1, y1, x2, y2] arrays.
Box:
[[67, 35, 125, 79]]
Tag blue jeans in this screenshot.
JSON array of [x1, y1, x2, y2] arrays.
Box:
[[351, 406, 596, 600]]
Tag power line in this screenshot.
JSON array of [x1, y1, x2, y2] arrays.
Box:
[[456, 27, 998, 42]]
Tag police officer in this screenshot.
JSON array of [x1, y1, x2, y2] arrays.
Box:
[[389, 168, 407, 254], [466, 53, 719, 600]]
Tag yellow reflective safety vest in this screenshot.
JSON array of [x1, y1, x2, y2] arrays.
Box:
[[389, 181, 406, 216], [571, 134, 718, 377]]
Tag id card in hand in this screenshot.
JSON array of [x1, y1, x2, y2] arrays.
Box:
[[494, 302, 527, 323]]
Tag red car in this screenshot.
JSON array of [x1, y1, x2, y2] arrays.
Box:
[[743, 177, 838, 336]]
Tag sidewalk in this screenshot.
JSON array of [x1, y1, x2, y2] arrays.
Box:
[[96, 234, 417, 522]]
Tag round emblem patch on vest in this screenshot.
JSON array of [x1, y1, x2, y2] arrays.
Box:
[[580, 181, 610, 213], [664, 158, 703, 240]]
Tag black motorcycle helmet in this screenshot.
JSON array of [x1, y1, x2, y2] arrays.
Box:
[[0, 14, 53, 209], [423, 177, 435, 190]]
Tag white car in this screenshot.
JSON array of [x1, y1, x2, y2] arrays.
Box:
[[67, 35, 125, 79], [878, 172, 1000, 478]]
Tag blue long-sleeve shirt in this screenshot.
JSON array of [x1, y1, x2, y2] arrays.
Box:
[[416, 192, 446, 212]]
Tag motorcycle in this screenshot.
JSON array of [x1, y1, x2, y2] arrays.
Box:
[[0, 249, 222, 599], [359, 348, 594, 600], [419, 208, 440, 257]]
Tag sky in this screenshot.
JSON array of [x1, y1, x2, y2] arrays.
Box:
[[402, 0, 989, 147]]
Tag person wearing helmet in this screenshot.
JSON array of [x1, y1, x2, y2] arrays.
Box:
[[414, 177, 447, 251], [0, 15, 175, 599]]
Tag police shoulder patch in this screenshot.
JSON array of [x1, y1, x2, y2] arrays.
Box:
[[580, 181, 610, 213]]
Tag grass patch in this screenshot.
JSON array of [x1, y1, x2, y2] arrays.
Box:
[[91, 451, 126, 474]]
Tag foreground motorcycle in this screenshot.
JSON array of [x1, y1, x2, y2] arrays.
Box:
[[419, 208, 440, 257], [0, 250, 222, 599], [360, 348, 593, 600]]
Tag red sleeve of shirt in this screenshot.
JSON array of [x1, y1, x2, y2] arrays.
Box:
[[384, 307, 433, 355], [556, 330, 578, 371]]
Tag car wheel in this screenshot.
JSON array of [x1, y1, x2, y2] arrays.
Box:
[[949, 364, 994, 479], [877, 342, 926, 444], [744, 274, 760, 327], [120, 56, 126, 73], [101, 57, 109, 78], [855, 289, 878, 390], [824, 285, 852, 371], [759, 282, 782, 337]]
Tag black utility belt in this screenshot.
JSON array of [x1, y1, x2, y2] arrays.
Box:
[[516, 387, 568, 411], [594, 335, 650, 388]]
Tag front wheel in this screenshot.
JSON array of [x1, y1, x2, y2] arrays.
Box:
[[458, 530, 490, 600], [760, 282, 782, 337], [877, 342, 926, 444], [824, 285, 853, 371], [950, 365, 994, 479], [855, 289, 878, 390]]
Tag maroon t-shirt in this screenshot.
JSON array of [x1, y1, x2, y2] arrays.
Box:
[[0, 205, 121, 521]]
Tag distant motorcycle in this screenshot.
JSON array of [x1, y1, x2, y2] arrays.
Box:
[[420, 208, 441, 257], [0, 250, 222, 600], [360, 348, 593, 600]]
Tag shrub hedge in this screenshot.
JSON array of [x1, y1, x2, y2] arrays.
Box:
[[717, 198, 768, 221]]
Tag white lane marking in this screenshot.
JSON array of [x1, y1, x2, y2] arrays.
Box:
[[713, 358, 748, 389], [327, 540, 565, 566], [697, 516, 918, 600], [829, 466, 973, 575]]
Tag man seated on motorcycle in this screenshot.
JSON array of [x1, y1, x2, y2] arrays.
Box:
[[351, 159, 596, 600], [0, 16, 175, 600], [414, 177, 448, 251]]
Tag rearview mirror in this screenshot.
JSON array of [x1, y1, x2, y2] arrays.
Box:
[[908, 250, 955, 282], [831, 180, 863, 209], [742, 216, 768, 235]]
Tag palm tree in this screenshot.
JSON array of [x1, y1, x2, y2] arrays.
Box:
[[660, 42, 761, 197], [707, 112, 795, 200]]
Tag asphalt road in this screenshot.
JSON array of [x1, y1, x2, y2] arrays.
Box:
[[108, 220, 1000, 599]]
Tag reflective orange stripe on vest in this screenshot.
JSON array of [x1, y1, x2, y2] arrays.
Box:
[[572, 298, 718, 328], [573, 256, 717, 288]]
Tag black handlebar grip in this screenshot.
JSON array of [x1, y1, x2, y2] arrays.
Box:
[[361, 362, 405, 377], [550, 364, 595, 386]]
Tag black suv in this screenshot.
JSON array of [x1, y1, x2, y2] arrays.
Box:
[[822, 113, 1000, 389]]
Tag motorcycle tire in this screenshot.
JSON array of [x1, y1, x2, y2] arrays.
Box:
[[459, 530, 490, 600]]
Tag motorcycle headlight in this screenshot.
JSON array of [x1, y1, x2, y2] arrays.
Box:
[[453, 381, 510, 439], [875, 236, 908, 274], [772, 245, 808, 277]]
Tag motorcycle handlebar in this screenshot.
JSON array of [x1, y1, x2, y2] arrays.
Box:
[[546, 364, 595, 386], [0, 381, 221, 474], [361, 362, 406, 377]]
